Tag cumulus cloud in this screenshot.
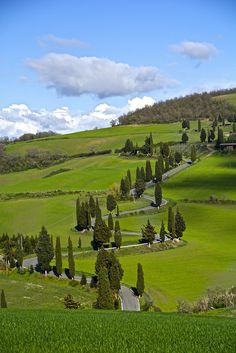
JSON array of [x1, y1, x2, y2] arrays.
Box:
[[27, 54, 177, 98], [39, 34, 87, 48], [170, 41, 218, 60], [0, 96, 156, 138]]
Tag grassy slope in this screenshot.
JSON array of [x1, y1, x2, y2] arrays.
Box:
[[0, 310, 235, 353], [214, 92, 236, 106], [6, 120, 208, 155]]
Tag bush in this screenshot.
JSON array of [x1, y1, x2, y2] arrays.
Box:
[[69, 280, 79, 287], [64, 294, 80, 309], [177, 299, 193, 313]]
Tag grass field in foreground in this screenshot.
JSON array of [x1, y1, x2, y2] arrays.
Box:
[[73, 203, 236, 311], [145, 153, 236, 200], [0, 310, 235, 353], [6, 120, 209, 156]]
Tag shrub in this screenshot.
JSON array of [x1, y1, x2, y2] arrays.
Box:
[[69, 280, 79, 287], [177, 299, 193, 313], [64, 294, 80, 309]]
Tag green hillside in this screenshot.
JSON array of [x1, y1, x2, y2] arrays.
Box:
[[214, 92, 236, 106]]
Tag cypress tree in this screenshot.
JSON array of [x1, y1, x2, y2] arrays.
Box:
[[198, 119, 201, 132], [158, 155, 164, 174], [159, 220, 166, 243], [167, 206, 173, 234], [134, 178, 145, 198], [136, 166, 140, 182], [16, 244, 23, 269], [95, 247, 109, 275], [175, 208, 186, 238], [174, 151, 182, 164], [95, 198, 102, 222], [78, 237, 82, 249], [114, 220, 122, 248], [155, 183, 162, 207], [94, 220, 111, 245], [109, 257, 121, 292], [108, 213, 114, 231], [55, 236, 62, 276], [68, 236, 75, 279], [162, 143, 170, 158], [169, 153, 174, 168], [124, 176, 131, 194], [96, 267, 114, 309], [136, 263, 144, 297], [116, 205, 120, 216], [149, 132, 154, 156], [155, 161, 162, 182], [89, 195, 96, 218], [120, 178, 127, 199], [171, 212, 176, 239], [216, 127, 224, 148], [1, 289, 7, 308], [80, 273, 87, 286], [35, 226, 54, 275], [127, 169, 132, 188], [76, 198, 81, 226], [106, 194, 117, 212], [210, 129, 215, 141], [141, 219, 156, 245], [145, 160, 152, 182], [140, 166, 145, 182], [200, 128, 206, 142], [182, 132, 189, 143], [164, 157, 169, 172], [191, 145, 197, 162]]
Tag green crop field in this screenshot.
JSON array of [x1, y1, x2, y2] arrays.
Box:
[[0, 310, 235, 353]]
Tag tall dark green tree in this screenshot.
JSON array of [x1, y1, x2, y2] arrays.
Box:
[[116, 205, 120, 216], [16, 244, 23, 269], [149, 132, 154, 156], [136, 166, 140, 182], [174, 151, 182, 164], [96, 267, 114, 309], [155, 161, 162, 182], [108, 213, 114, 231], [114, 220, 122, 248], [162, 143, 170, 158], [164, 157, 169, 172], [158, 155, 164, 174], [124, 139, 134, 153], [80, 273, 87, 286], [145, 160, 152, 182], [140, 166, 145, 182], [127, 169, 132, 187], [182, 132, 189, 143], [93, 220, 111, 247], [35, 226, 54, 275], [136, 263, 144, 297], [134, 178, 145, 198], [68, 236, 75, 279], [109, 256, 121, 292], [1, 289, 7, 308], [175, 209, 186, 238], [95, 247, 110, 275], [141, 219, 156, 245], [159, 220, 166, 243], [106, 194, 117, 212], [155, 183, 162, 207], [169, 153, 174, 168], [198, 119, 201, 132], [216, 127, 224, 148], [55, 236, 62, 276], [89, 195, 96, 218], [191, 145, 197, 162], [200, 128, 207, 143]]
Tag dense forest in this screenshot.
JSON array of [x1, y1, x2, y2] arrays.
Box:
[[118, 90, 236, 125]]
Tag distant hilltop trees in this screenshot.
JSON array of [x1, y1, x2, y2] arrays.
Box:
[[118, 90, 236, 125]]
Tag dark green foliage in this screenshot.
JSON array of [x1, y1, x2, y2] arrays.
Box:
[[29, 264, 34, 274], [161, 143, 170, 158], [108, 213, 114, 231], [140, 167, 145, 182], [168, 153, 174, 167], [198, 119, 201, 132], [76, 198, 90, 231], [182, 119, 190, 129], [159, 220, 166, 243], [171, 212, 176, 238], [116, 205, 120, 216], [95, 247, 110, 275], [78, 237, 82, 249], [155, 161, 162, 182], [68, 237, 75, 279], [191, 145, 197, 162], [175, 208, 186, 238], [96, 267, 114, 309], [114, 220, 122, 248], [120, 177, 130, 199], [89, 195, 96, 218], [64, 294, 80, 309], [141, 219, 156, 245], [95, 198, 102, 222], [145, 160, 152, 182], [93, 220, 111, 247], [164, 157, 169, 172], [154, 183, 162, 207], [23, 236, 33, 255], [136, 166, 140, 181], [80, 273, 87, 286], [200, 128, 207, 142], [167, 207, 173, 233], [136, 263, 144, 297], [216, 127, 224, 148], [1, 289, 7, 308], [106, 194, 117, 212], [55, 236, 62, 276], [174, 151, 182, 164], [182, 132, 189, 143], [134, 178, 145, 198], [209, 129, 215, 141], [157, 155, 164, 174], [35, 226, 54, 274], [124, 138, 134, 153], [127, 169, 132, 187], [15, 244, 23, 268], [109, 259, 121, 292]]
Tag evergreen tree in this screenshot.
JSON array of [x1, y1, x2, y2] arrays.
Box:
[[158, 155, 164, 174], [174, 151, 182, 164], [16, 244, 23, 269], [78, 237, 82, 249], [93, 220, 111, 246], [80, 273, 87, 286], [76, 197, 81, 226], [182, 119, 188, 129], [89, 195, 96, 218], [198, 119, 201, 132], [116, 205, 120, 216], [68, 236, 75, 279], [155, 161, 162, 182], [162, 143, 170, 158], [200, 128, 206, 143], [106, 194, 117, 212], [95, 198, 102, 221], [140, 166, 145, 182], [125, 175, 131, 194], [108, 213, 114, 231], [114, 220, 122, 248], [145, 160, 152, 182], [169, 153, 174, 168], [149, 132, 154, 156], [1, 289, 7, 308], [171, 212, 176, 239], [55, 236, 62, 276], [134, 178, 145, 198], [96, 267, 114, 309], [167, 206, 173, 234], [210, 129, 215, 141], [155, 183, 162, 207], [95, 247, 110, 274], [175, 208, 186, 238], [109, 257, 121, 292], [182, 132, 189, 143], [127, 169, 132, 187], [164, 157, 169, 172], [159, 220, 166, 243], [136, 166, 140, 182], [136, 263, 144, 297], [35, 226, 54, 275], [64, 294, 79, 309], [141, 219, 156, 245], [124, 138, 134, 153], [23, 236, 33, 255], [216, 127, 224, 148], [191, 145, 197, 162]]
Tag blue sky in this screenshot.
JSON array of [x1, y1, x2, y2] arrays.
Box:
[[0, 0, 236, 137]]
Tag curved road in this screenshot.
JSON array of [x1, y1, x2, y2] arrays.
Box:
[[119, 285, 140, 311]]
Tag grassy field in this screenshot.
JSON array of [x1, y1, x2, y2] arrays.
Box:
[[214, 92, 236, 106], [71, 203, 236, 311], [0, 310, 235, 353], [0, 271, 96, 309], [6, 120, 209, 156]]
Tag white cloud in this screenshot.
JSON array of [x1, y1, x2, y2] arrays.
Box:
[[39, 34, 87, 48], [27, 54, 177, 98], [170, 41, 218, 60], [0, 96, 156, 138]]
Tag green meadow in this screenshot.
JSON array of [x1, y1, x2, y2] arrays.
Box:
[[214, 92, 236, 106]]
